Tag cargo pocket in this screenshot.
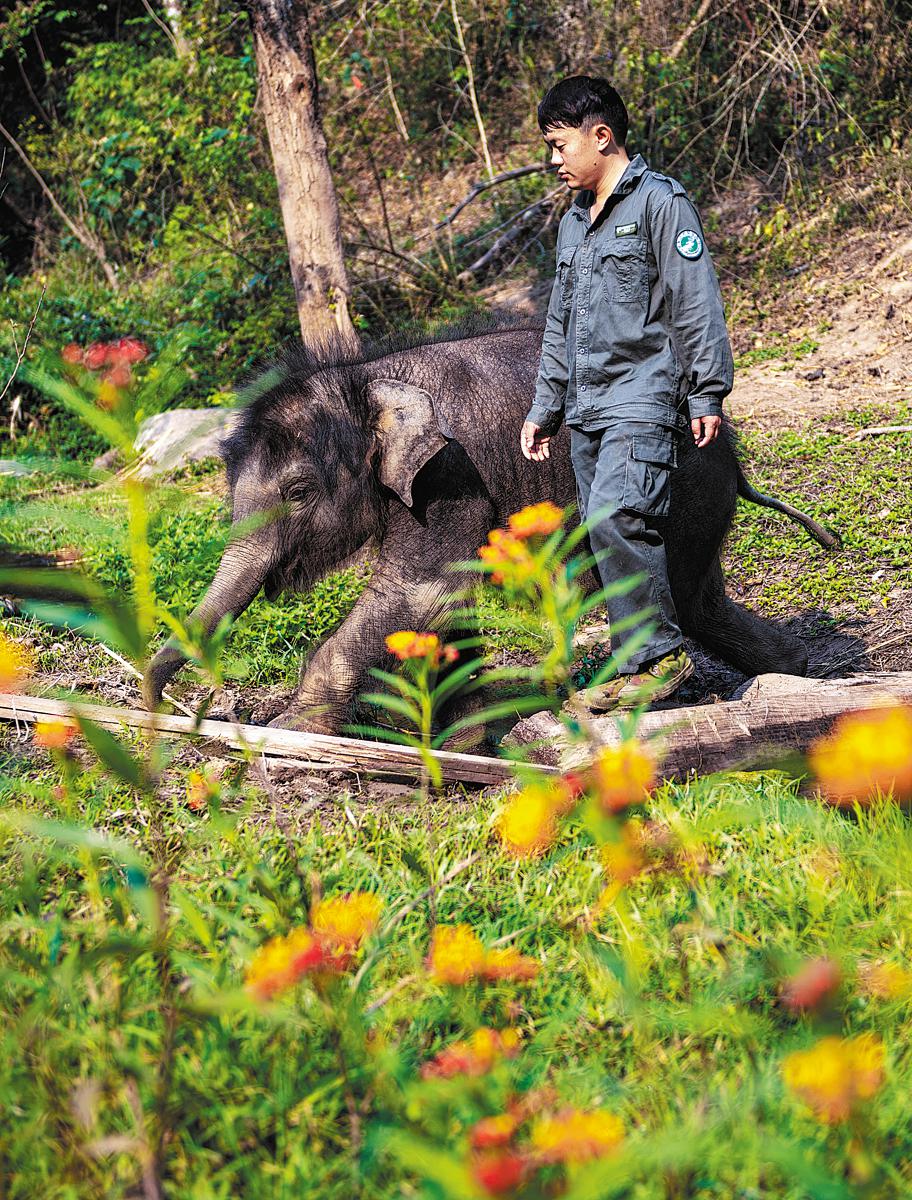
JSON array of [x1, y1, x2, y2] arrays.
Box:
[[600, 238, 648, 305], [622, 432, 678, 517], [558, 244, 577, 312]]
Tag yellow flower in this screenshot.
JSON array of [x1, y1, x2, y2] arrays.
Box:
[[311, 892, 383, 950], [386, 630, 440, 660], [859, 960, 912, 1001], [427, 923, 486, 985], [421, 1026, 521, 1079], [590, 741, 655, 813], [0, 631, 33, 692], [531, 1108, 625, 1164], [34, 719, 77, 751], [483, 946, 540, 982], [600, 824, 647, 885], [478, 528, 537, 588], [385, 630, 457, 667], [782, 1034, 885, 1122], [809, 704, 912, 806], [497, 783, 560, 858], [244, 927, 331, 1000], [507, 502, 564, 540]]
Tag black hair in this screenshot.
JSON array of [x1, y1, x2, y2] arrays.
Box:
[[537, 76, 629, 146]]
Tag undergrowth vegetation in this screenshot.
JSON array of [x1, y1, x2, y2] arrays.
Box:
[[2, 355, 912, 1198]]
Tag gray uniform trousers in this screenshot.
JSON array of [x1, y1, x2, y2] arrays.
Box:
[[569, 420, 683, 673]]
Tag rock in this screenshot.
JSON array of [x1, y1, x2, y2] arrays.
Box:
[[93, 447, 122, 471], [133, 408, 236, 478]]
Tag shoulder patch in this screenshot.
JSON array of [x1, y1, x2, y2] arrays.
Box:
[[675, 229, 703, 260]]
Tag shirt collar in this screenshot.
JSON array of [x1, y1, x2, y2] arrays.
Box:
[[570, 153, 649, 220]]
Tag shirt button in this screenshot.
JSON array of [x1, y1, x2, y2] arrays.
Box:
[[580, 307, 587, 314]]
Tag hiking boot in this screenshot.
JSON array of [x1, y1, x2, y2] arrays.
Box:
[[564, 648, 694, 716]]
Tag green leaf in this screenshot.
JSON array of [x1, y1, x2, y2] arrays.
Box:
[[75, 715, 148, 790]]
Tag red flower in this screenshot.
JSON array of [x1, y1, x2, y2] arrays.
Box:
[[781, 957, 841, 1012], [113, 336, 149, 364], [62, 342, 84, 365], [103, 362, 133, 389], [471, 1150, 528, 1195], [84, 342, 111, 370]]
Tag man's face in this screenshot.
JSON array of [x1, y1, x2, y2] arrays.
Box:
[[543, 122, 612, 192]]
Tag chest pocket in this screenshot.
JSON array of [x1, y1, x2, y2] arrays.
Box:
[[600, 237, 648, 306], [557, 244, 577, 312]]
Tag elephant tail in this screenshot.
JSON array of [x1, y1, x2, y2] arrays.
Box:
[[735, 465, 840, 549]]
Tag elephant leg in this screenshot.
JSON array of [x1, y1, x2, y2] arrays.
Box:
[[678, 558, 808, 677], [270, 567, 472, 733]]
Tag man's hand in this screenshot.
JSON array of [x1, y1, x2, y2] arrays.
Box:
[[521, 420, 551, 461], [691, 415, 722, 447]]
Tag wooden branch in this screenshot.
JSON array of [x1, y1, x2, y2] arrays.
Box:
[[0, 692, 552, 787], [852, 425, 912, 440], [0, 286, 44, 408], [0, 119, 118, 289], [509, 672, 912, 781], [435, 164, 552, 228], [668, 0, 715, 62], [456, 188, 562, 279], [449, 0, 494, 180]]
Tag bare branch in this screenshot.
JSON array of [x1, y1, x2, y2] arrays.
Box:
[[449, 0, 494, 180], [0, 120, 118, 288], [436, 163, 552, 228], [0, 286, 45, 412]]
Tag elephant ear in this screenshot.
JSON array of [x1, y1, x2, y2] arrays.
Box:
[[368, 377, 452, 507]]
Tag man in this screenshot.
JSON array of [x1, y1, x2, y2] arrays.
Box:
[[520, 75, 734, 710]]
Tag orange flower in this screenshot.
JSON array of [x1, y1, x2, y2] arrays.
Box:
[[427, 923, 487, 984], [385, 630, 458, 667], [186, 769, 218, 811], [470, 1113, 520, 1150], [483, 946, 540, 982], [590, 741, 655, 813], [311, 892, 382, 953], [61, 342, 84, 365], [809, 704, 912, 806], [34, 719, 77, 751], [83, 341, 110, 370], [781, 957, 841, 1013], [422, 1027, 521, 1079], [601, 824, 647, 886], [531, 1108, 625, 1164], [507, 502, 564, 540], [478, 528, 537, 588], [471, 1149, 529, 1195], [782, 1034, 885, 1122], [244, 927, 334, 1000], [497, 783, 560, 858], [858, 960, 912, 1001], [0, 632, 33, 692]]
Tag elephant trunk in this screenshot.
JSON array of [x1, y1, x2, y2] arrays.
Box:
[[143, 520, 279, 712]]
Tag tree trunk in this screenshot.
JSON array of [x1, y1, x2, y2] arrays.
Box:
[[162, 0, 193, 59], [509, 672, 912, 780], [248, 0, 356, 345]]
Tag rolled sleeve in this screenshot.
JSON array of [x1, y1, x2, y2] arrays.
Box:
[[650, 194, 734, 421], [525, 249, 568, 432]]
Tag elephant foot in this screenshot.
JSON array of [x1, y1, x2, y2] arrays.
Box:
[[267, 703, 342, 737]]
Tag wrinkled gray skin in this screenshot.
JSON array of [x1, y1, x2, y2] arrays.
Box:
[[144, 325, 817, 732]]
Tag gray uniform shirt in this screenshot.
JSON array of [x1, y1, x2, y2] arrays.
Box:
[[526, 154, 734, 433]]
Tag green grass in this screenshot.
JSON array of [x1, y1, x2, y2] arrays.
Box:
[[1, 755, 911, 1198], [733, 337, 820, 370], [727, 411, 912, 615]]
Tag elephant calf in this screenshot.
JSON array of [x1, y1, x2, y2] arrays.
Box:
[[144, 321, 833, 732]]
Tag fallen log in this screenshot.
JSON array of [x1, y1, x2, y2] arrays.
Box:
[[0, 693, 553, 788], [508, 672, 912, 779]]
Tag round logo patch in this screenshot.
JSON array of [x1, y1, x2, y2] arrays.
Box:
[[675, 229, 703, 259]]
